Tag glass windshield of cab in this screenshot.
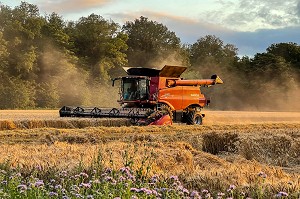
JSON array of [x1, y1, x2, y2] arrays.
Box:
[[123, 78, 147, 100]]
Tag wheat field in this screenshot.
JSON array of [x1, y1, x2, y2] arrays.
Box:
[[0, 110, 300, 197]]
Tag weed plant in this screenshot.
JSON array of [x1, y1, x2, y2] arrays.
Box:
[[0, 148, 298, 199]]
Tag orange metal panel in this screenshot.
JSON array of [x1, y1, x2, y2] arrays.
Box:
[[182, 86, 205, 109], [159, 65, 187, 77], [167, 79, 216, 87], [158, 86, 183, 110]]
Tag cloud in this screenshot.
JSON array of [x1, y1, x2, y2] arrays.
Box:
[[35, 0, 115, 14], [206, 0, 300, 31], [111, 11, 232, 40], [111, 10, 300, 56], [297, 0, 300, 16]]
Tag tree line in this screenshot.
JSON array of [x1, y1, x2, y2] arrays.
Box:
[[0, 2, 299, 110]]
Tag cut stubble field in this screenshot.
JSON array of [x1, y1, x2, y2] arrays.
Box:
[[0, 110, 300, 198]]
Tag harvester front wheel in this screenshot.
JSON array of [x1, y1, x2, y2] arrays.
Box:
[[185, 111, 203, 125]]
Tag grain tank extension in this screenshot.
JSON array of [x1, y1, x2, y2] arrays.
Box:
[[59, 65, 223, 125]]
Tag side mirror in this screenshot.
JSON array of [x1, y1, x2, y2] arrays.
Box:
[[112, 77, 121, 87], [112, 79, 115, 87]]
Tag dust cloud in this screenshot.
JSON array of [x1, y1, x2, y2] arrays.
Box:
[[39, 43, 119, 108], [39, 45, 300, 111], [194, 63, 300, 111], [146, 51, 188, 69]]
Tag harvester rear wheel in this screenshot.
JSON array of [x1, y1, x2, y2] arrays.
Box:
[[185, 111, 203, 125]]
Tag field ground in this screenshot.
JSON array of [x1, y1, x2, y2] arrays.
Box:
[[0, 110, 300, 195]]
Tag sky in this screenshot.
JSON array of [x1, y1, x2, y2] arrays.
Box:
[[2, 0, 300, 56]]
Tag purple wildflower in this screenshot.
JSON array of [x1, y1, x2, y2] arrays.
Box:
[[190, 190, 200, 198], [229, 185, 236, 190], [152, 189, 159, 196], [87, 195, 94, 199], [2, 180, 7, 185], [75, 193, 83, 198], [130, 188, 140, 192], [276, 191, 289, 197], [227, 184, 236, 192], [104, 176, 114, 182], [218, 192, 225, 196], [120, 167, 129, 173], [79, 172, 88, 178], [170, 175, 179, 181], [104, 168, 112, 174], [17, 184, 28, 191], [70, 185, 80, 192], [126, 173, 135, 181], [35, 165, 42, 171], [0, 170, 7, 174], [202, 189, 209, 194], [182, 188, 189, 195], [120, 167, 133, 178], [113, 197, 121, 199], [49, 192, 58, 197], [177, 185, 184, 191], [60, 171, 68, 177], [140, 188, 153, 195], [80, 182, 91, 188], [119, 176, 126, 182], [151, 174, 159, 183], [258, 171, 267, 178], [34, 180, 44, 187], [55, 184, 62, 189]]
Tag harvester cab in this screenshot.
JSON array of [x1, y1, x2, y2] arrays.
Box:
[[60, 65, 223, 125], [118, 77, 148, 102]]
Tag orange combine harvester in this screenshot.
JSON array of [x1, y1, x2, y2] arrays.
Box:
[[60, 65, 223, 125]]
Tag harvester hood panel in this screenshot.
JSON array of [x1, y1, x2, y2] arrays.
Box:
[[159, 65, 187, 77], [123, 65, 187, 77]]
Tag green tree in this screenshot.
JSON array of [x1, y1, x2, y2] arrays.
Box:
[[189, 35, 238, 76], [41, 12, 72, 51], [35, 82, 60, 108], [67, 14, 128, 81], [0, 76, 36, 109], [266, 43, 300, 67], [0, 2, 45, 80], [266, 42, 300, 81], [122, 16, 186, 68], [0, 32, 9, 73]]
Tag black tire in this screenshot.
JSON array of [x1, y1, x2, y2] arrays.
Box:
[[185, 111, 203, 125]]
